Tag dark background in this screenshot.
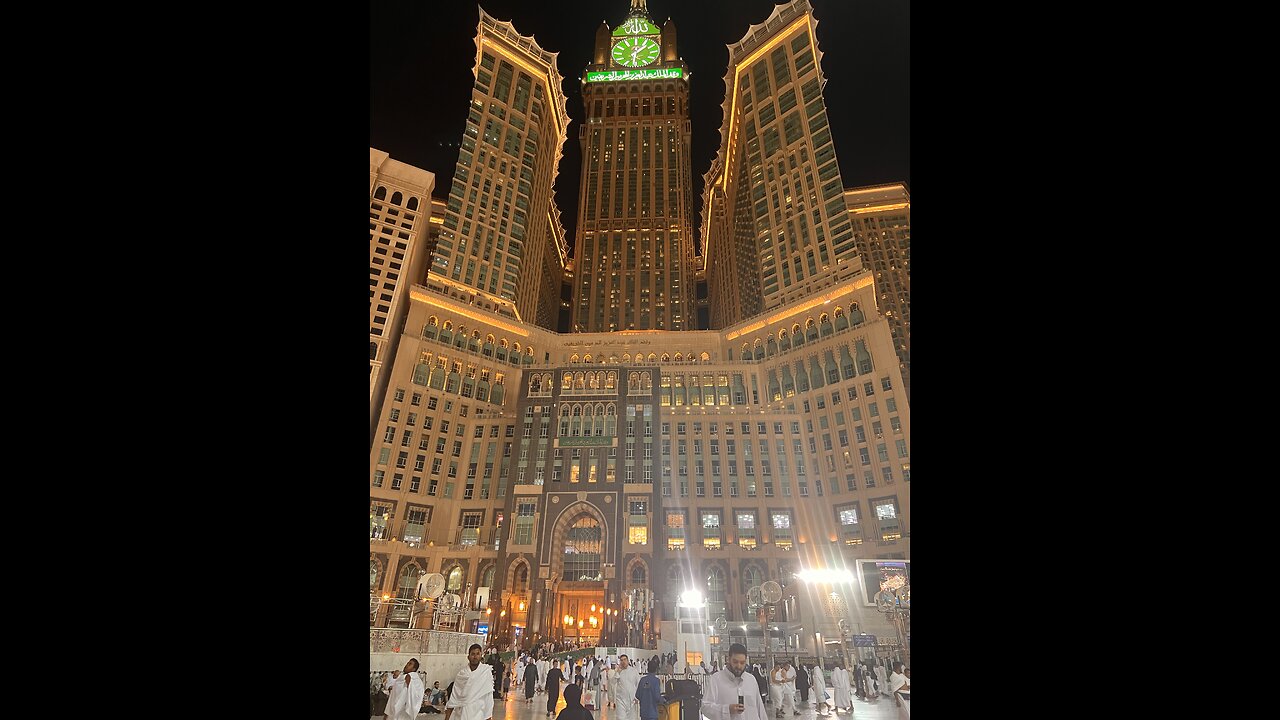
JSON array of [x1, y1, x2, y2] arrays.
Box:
[[369, 0, 910, 256]]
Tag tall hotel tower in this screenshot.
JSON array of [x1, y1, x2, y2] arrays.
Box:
[[572, 0, 697, 332], [702, 0, 862, 329], [430, 8, 571, 330], [370, 149, 435, 442]]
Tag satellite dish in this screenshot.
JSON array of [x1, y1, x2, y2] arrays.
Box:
[[715, 617, 728, 631], [761, 580, 782, 603], [419, 573, 446, 599]]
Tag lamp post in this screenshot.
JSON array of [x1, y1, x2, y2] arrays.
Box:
[[874, 576, 910, 666]]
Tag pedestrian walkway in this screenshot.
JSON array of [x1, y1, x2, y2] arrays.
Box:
[[371, 682, 903, 720]]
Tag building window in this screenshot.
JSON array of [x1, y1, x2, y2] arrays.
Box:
[[736, 512, 757, 550], [771, 511, 793, 550], [460, 511, 483, 546], [666, 510, 686, 550], [702, 512, 722, 550]]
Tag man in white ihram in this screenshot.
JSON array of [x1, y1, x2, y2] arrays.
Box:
[[612, 654, 641, 720], [446, 644, 496, 720], [387, 658, 426, 720], [702, 644, 769, 720]]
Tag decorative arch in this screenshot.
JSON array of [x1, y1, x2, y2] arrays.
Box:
[[584, 353, 593, 363], [674, 352, 683, 362], [370, 556, 384, 592], [661, 353, 671, 362], [648, 353, 657, 362], [700, 352, 710, 362], [374, 186, 387, 200], [626, 556, 649, 587], [623, 353, 632, 363], [547, 501, 611, 580], [397, 560, 424, 599], [407, 196, 419, 211], [504, 557, 532, 595], [445, 563, 465, 592], [391, 191, 403, 205]]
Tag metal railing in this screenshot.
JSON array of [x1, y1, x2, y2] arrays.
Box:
[[370, 628, 484, 655]]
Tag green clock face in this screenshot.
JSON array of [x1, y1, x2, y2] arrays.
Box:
[[612, 36, 660, 68]]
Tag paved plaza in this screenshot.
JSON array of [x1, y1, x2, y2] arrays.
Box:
[[371, 680, 905, 720]]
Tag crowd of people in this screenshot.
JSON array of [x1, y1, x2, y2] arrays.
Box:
[[372, 646, 909, 720]]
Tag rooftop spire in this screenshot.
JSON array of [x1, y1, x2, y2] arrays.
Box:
[[629, 0, 648, 16]]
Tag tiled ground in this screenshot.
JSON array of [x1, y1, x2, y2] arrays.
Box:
[[372, 683, 905, 720]]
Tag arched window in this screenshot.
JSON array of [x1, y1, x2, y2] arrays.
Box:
[[564, 516, 603, 581], [397, 563, 422, 599], [446, 565, 463, 592], [374, 186, 387, 200], [606, 371, 617, 389], [369, 342, 377, 361], [648, 353, 657, 363], [584, 354, 593, 363], [482, 565, 496, 588], [515, 563, 529, 594], [742, 565, 763, 594], [707, 566, 726, 603], [631, 564, 647, 585], [623, 353, 632, 363], [563, 372, 573, 390], [700, 352, 710, 362], [390, 191, 403, 206], [661, 353, 671, 362], [674, 352, 683, 362], [407, 196, 419, 211], [370, 559, 380, 592]]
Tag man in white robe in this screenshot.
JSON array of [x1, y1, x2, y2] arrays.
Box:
[[388, 659, 426, 720], [446, 644, 496, 720], [382, 669, 403, 719], [612, 655, 641, 720], [810, 665, 828, 716], [538, 657, 549, 693], [830, 663, 853, 713]]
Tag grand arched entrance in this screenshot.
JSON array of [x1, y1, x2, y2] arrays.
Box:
[[551, 510, 609, 644]]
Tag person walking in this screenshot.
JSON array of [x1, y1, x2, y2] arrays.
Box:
[[636, 657, 665, 720], [613, 655, 641, 720], [525, 658, 541, 704], [556, 683, 595, 720], [769, 661, 786, 717], [782, 661, 797, 716], [830, 663, 853, 714], [795, 660, 810, 707], [810, 665, 829, 717], [444, 646, 495, 720], [750, 664, 768, 706], [546, 660, 568, 718], [699, 644, 769, 720]]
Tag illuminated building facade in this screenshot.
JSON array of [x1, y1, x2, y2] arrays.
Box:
[[703, 0, 864, 330], [371, 0, 910, 663], [430, 8, 570, 328], [572, 0, 697, 332], [370, 148, 436, 443], [845, 184, 910, 400]]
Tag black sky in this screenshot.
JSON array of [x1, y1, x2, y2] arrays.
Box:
[[369, 0, 909, 257]]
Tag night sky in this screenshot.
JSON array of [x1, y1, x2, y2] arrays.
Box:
[[369, 0, 909, 256]]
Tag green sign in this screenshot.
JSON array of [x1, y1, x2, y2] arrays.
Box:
[[558, 436, 615, 447], [613, 18, 659, 36], [586, 68, 683, 83]]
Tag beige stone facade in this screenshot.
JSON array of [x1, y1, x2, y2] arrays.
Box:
[[370, 0, 909, 662], [845, 185, 910, 400], [702, 0, 865, 330], [430, 8, 570, 327], [571, 5, 697, 332], [370, 148, 435, 444], [370, 268, 909, 655]]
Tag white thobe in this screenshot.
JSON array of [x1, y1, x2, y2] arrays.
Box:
[[811, 668, 826, 710], [831, 669, 852, 710], [384, 673, 405, 717], [390, 672, 426, 720], [613, 666, 641, 720], [701, 669, 769, 720], [538, 660, 549, 688], [447, 663, 496, 720]]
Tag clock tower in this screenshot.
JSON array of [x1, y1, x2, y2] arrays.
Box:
[[572, 0, 697, 332]]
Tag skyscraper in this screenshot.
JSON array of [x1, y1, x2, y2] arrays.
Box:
[[845, 184, 910, 400], [370, 0, 909, 665], [370, 148, 436, 443], [703, 0, 863, 329], [572, 0, 697, 332], [430, 8, 571, 328]]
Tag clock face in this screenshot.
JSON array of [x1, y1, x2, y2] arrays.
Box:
[[612, 36, 660, 68]]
